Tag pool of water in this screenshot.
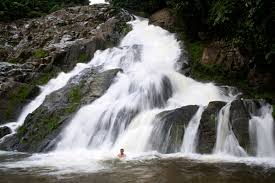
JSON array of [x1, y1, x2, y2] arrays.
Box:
[[0, 151, 274, 183]]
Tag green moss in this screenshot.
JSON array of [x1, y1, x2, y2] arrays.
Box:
[[189, 41, 204, 63], [5, 84, 33, 119], [18, 126, 27, 138], [37, 73, 55, 85], [33, 48, 48, 59], [78, 53, 90, 63], [69, 86, 81, 103], [121, 24, 132, 35], [8, 57, 21, 64], [64, 86, 82, 114], [46, 115, 60, 131]]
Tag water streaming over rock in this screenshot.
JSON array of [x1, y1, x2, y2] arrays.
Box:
[[56, 19, 233, 153], [0, 63, 90, 138], [181, 107, 205, 154], [214, 103, 248, 156], [249, 104, 275, 157], [214, 101, 275, 158]]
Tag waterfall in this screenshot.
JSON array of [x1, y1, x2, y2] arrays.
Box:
[[56, 18, 232, 153], [89, 0, 107, 5], [214, 103, 248, 156], [0, 63, 90, 136], [181, 107, 204, 154], [249, 104, 275, 157]]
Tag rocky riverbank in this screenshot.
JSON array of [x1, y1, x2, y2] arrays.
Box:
[[0, 4, 131, 124]]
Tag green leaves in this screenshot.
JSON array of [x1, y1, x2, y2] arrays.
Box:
[[0, 0, 89, 21]]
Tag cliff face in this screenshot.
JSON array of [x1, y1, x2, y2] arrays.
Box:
[[0, 4, 131, 124]]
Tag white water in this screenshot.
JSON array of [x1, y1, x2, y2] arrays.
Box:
[[181, 107, 205, 154], [56, 19, 233, 153], [0, 63, 91, 138], [89, 0, 107, 5], [214, 103, 248, 156], [249, 104, 275, 157]]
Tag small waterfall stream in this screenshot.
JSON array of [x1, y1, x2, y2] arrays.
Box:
[[249, 104, 275, 157], [214, 103, 248, 156], [181, 107, 205, 154]]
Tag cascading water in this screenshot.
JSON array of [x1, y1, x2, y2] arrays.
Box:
[[181, 107, 205, 154], [0, 63, 90, 138], [89, 0, 107, 5], [214, 101, 275, 158], [56, 18, 233, 154], [214, 103, 248, 157], [249, 104, 275, 157]]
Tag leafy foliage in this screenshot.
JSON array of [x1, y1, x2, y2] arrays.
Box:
[[110, 0, 273, 65], [0, 0, 89, 21]]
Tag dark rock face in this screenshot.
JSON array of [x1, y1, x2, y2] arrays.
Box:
[[0, 126, 11, 139], [197, 101, 226, 154], [149, 8, 176, 31], [147, 105, 199, 153], [201, 42, 249, 77], [1, 68, 120, 152], [0, 78, 40, 125], [229, 99, 263, 153], [0, 4, 132, 124]]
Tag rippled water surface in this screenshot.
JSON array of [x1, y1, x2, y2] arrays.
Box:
[[1, 152, 274, 183]]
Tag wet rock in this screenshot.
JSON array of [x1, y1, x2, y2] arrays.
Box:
[[149, 8, 176, 31], [229, 99, 263, 152], [197, 101, 226, 154], [201, 42, 249, 76], [148, 105, 199, 153], [0, 80, 40, 124], [0, 126, 11, 139], [4, 68, 121, 153]]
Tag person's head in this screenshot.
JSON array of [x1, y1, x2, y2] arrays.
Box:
[[120, 148, 124, 154]]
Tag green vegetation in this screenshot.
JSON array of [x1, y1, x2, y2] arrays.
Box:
[[66, 86, 82, 113], [18, 112, 60, 142], [110, 0, 273, 74], [33, 48, 48, 59], [0, 0, 89, 21], [110, 0, 274, 101], [78, 53, 90, 63], [6, 84, 35, 119]]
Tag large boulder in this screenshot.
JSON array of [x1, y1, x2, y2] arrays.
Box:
[[197, 101, 226, 154], [1, 68, 121, 152], [0, 4, 132, 124], [0, 78, 40, 125], [0, 126, 11, 139], [147, 105, 199, 153], [201, 42, 249, 78], [229, 99, 263, 153], [149, 8, 176, 31]]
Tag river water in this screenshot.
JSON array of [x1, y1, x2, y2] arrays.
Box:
[[1, 151, 275, 183]]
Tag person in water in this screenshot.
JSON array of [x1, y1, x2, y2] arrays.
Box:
[[118, 148, 126, 158]]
